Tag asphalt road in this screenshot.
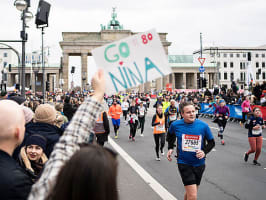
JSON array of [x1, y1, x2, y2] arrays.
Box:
[[109, 104, 266, 200]]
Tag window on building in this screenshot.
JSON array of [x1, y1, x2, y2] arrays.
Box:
[[224, 62, 227, 68], [217, 62, 220, 67], [3, 62, 7, 67], [236, 53, 240, 58], [263, 72, 265, 79], [224, 53, 227, 58], [230, 72, 234, 81], [230, 53, 233, 58], [243, 53, 246, 58], [240, 62, 242, 69], [262, 54, 265, 58], [256, 62, 259, 68], [240, 72, 244, 81], [243, 62, 246, 69], [224, 72, 227, 80], [222, 84, 227, 89], [230, 62, 234, 68], [217, 53, 220, 57], [219, 72, 221, 80], [262, 62, 265, 68], [256, 54, 259, 58], [3, 53, 8, 57], [256, 73, 260, 80]]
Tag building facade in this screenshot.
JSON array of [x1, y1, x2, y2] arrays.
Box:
[[193, 45, 266, 89], [0, 48, 60, 92]]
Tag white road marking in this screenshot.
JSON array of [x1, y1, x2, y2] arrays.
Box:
[[210, 126, 219, 130], [212, 148, 217, 152], [109, 137, 177, 200], [263, 138, 266, 141]]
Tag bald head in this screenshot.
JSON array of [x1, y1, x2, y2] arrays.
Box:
[[0, 100, 25, 145]]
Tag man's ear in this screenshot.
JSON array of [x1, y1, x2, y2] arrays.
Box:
[[14, 127, 23, 146], [14, 127, 20, 140]]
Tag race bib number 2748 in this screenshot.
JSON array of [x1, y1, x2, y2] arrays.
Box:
[[182, 134, 202, 152]]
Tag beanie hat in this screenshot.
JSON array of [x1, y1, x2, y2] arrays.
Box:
[[23, 106, 34, 124], [25, 134, 47, 151], [34, 104, 56, 124], [9, 96, 26, 105]]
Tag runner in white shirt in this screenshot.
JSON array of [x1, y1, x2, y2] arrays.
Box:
[[138, 101, 147, 136], [121, 97, 130, 121]]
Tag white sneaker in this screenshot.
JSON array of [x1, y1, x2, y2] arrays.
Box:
[[140, 133, 144, 137], [156, 157, 160, 161], [161, 151, 164, 156]]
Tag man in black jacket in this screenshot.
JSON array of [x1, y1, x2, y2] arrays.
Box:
[[63, 96, 77, 121], [0, 100, 33, 200]]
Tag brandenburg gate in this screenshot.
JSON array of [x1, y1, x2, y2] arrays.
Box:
[[59, 8, 171, 92]]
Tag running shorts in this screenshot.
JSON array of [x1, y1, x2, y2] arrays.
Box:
[[112, 118, 120, 126], [178, 163, 205, 186]]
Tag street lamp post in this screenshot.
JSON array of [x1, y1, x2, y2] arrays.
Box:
[[32, 62, 39, 94], [14, 0, 33, 97]]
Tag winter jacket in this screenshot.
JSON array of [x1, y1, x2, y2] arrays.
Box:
[[13, 122, 62, 159], [63, 103, 77, 121], [0, 150, 33, 200]]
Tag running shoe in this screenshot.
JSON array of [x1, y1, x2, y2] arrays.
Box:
[[161, 150, 165, 156], [156, 157, 160, 161], [132, 137, 135, 142], [239, 121, 243, 127], [129, 135, 132, 139], [244, 152, 249, 162], [253, 160, 261, 166], [140, 133, 144, 137], [221, 140, 225, 145], [114, 135, 118, 139]]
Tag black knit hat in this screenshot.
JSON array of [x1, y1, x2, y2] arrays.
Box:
[[25, 135, 47, 151]]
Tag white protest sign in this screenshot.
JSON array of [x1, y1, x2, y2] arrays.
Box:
[[92, 29, 172, 95]]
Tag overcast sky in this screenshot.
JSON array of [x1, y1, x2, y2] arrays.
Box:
[[1, 0, 266, 86]]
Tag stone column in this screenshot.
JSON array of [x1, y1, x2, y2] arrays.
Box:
[[62, 53, 69, 91], [32, 73, 36, 93], [169, 73, 174, 89], [81, 53, 88, 89], [183, 73, 186, 89], [205, 73, 209, 88], [7, 73, 12, 87], [55, 73, 59, 89], [194, 72, 197, 89], [49, 74, 54, 92]]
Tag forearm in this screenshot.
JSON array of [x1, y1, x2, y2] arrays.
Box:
[[28, 96, 103, 200], [202, 139, 215, 155], [167, 132, 176, 150]]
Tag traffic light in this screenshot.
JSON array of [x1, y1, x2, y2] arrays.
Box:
[[46, 81, 50, 91]]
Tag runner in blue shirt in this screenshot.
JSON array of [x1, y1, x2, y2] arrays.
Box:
[[167, 102, 215, 200]]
